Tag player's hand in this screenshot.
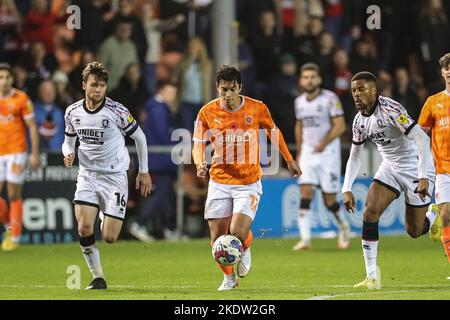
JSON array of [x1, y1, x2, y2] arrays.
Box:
[[313, 141, 327, 153], [343, 191, 356, 214], [136, 172, 152, 197], [196, 161, 208, 178], [416, 178, 431, 202], [29, 153, 40, 171], [63, 153, 75, 168], [287, 159, 302, 178]]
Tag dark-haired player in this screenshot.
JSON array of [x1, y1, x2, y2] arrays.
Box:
[[193, 65, 302, 290], [343, 71, 438, 289]]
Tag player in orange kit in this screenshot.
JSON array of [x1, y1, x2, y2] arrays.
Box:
[[0, 63, 40, 251], [192, 65, 302, 290], [418, 53, 450, 271]]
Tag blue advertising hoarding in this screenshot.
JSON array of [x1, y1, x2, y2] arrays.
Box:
[[253, 177, 409, 238]]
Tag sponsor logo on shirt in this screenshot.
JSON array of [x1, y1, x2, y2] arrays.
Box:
[[396, 114, 408, 125]]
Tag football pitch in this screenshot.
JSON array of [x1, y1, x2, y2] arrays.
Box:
[[0, 235, 449, 300]]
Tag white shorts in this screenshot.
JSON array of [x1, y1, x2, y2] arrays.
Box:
[[435, 173, 450, 205], [297, 151, 341, 193], [74, 170, 128, 221], [0, 152, 27, 184], [204, 179, 262, 221], [373, 162, 435, 207]]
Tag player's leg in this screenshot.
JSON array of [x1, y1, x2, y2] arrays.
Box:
[[75, 203, 106, 289], [208, 216, 236, 290], [322, 193, 350, 249], [0, 157, 9, 231], [354, 180, 398, 289], [404, 204, 438, 238], [230, 180, 262, 278], [435, 174, 450, 266], [294, 184, 314, 250]]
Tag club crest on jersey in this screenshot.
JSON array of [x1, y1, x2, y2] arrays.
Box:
[[377, 119, 386, 128], [73, 119, 81, 127], [396, 114, 408, 125], [127, 114, 134, 123], [102, 119, 109, 128], [245, 115, 253, 125]]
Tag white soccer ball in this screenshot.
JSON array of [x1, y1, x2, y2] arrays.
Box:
[[212, 235, 243, 266]]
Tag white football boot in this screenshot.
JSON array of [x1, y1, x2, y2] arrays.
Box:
[[237, 247, 251, 278], [217, 274, 238, 291]]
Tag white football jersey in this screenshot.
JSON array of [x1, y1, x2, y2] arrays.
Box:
[[64, 97, 138, 172], [352, 95, 434, 170], [294, 89, 344, 155]]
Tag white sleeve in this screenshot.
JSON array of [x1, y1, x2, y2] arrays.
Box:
[[406, 124, 431, 179], [62, 135, 77, 157], [129, 126, 149, 173], [342, 143, 364, 193]]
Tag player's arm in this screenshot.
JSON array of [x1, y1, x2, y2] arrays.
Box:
[[342, 142, 364, 213], [129, 126, 152, 197], [25, 117, 40, 170], [406, 124, 432, 201], [417, 98, 433, 137], [294, 119, 302, 161], [314, 115, 346, 153], [192, 111, 209, 178], [262, 105, 301, 177]]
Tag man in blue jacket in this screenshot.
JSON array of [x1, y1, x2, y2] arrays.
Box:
[[129, 82, 179, 241]]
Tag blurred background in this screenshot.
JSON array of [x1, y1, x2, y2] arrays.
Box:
[[1, 0, 449, 244]]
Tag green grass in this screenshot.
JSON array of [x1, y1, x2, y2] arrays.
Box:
[[0, 235, 449, 300]]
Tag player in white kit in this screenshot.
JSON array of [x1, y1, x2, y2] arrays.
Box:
[[343, 71, 439, 289], [62, 62, 152, 290], [293, 63, 350, 251]]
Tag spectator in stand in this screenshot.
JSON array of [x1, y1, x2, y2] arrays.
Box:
[[323, 0, 343, 44], [349, 38, 378, 76], [129, 82, 179, 242], [141, 0, 185, 95], [12, 65, 29, 92], [314, 31, 336, 90], [293, 16, 324, 66], [110, 62, 149, 119], [33, 79, 64, 152], [333, 48, 352, 97], [393, 67, 422, 121], [249, 10, 282, 99], [24, 0, 58, 54], [98, 19, 139, 92], [171, 36, 212, 132], [73, 0, 113, 53], [22, 41, 56, 100], [106, 0, 148, 67], [52, 69, 75, 108], [0, 0, 24, 63], [238, 25, 256, 97], [419, 0, 450, 92], [266, 53, 299, 145]]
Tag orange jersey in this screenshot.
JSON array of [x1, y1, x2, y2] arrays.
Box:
[[0, 89, 34, 155], [193, 96, 293, 185], [418, 91, 450, 174]]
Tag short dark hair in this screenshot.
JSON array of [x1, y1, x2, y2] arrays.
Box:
[[0, 63, 13, 76], [215, 65, 242, 86], [299, 62, 320, 76], [82, 61, 109, 83], [156, 80, 176, 92], [439, 53, 450, 68], [351, 71, 377, 83]]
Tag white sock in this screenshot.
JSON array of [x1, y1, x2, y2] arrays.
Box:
[[425, 207, 438, 229], [225, 273, 235, 281], [298, 209, 311, 244], [362, 240, 378, 279], [81, 244, 104, 279]]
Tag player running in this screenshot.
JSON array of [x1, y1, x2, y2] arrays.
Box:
[[62, 62, 151, 290], [0, 63, 40, 251], [343, 71, 439, 289], [293, 63, 351, 251], [193, 65, 302, 291], [418, 52, 450, 272]]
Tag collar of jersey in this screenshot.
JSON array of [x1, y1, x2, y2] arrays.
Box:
[[360, 95, 380, 117], [0, 88, 15, 99], [219, 96, 245, 113], [83, 97, 106, 114]]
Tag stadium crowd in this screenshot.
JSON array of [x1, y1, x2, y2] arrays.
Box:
[[1, 0, 449, 239]]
